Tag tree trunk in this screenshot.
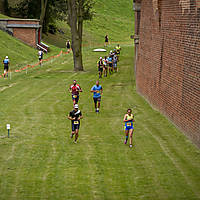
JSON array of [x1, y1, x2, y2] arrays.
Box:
[[67, 0, 84, 71], [40, 0, 48, 33]]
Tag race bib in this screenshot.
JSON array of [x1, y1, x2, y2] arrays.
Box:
[[73, 95, 77, 98], [96, 91, 100, 93], [74, 121, 79, 124], [126, 122, 132, 126]]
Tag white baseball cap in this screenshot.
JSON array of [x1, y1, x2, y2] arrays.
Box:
[[5, 56, 8, 59], [74, 104, 78, 109], [100, 57, 102, 59]]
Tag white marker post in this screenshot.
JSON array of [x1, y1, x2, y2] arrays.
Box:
[[7, 124, 10, 138]]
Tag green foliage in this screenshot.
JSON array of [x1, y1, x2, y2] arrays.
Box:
[[13, 0, 41, 19], [3, 0, 10, 15]]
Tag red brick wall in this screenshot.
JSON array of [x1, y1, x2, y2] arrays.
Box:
[[13, 28, 36, 47], [135, 0, 200, 146]]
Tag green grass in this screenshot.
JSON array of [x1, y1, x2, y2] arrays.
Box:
[[0, 13, 12, 18], [0, 44, 200, 200], [0, 0, 200, 199]]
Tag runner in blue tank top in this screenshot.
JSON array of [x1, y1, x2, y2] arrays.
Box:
[[91, 80, 103, 113]]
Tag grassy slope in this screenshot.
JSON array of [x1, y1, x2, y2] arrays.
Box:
[[0, 0, 200, 199], [43, 0, 134, 48]]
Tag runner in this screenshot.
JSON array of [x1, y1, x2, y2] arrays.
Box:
[[38, 50, 43, 66], [113, 54, 118, 72], [123, 108, 135, 148], [68, 104, 83, 143], [104, 34, 109, 47], [2, 56, 9, 78], [97, 57, 104, 78], [69, 80, 82, 105], [66, 40, 71, 52], [116, 44, 121, 61], [103, 56, 108, 77], [107, 55, 113, 74], [91, 80, 103, 113]]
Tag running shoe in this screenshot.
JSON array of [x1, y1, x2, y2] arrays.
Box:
[[129, 144, 133, 148], [124, 140, 127, 144]]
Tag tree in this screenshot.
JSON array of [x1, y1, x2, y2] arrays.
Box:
[[67, 0, 95, 71], [40, 0, 48, 33]]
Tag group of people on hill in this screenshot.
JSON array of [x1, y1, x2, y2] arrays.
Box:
[[97, 44, 121, 78], [67, 52, 135, 148]]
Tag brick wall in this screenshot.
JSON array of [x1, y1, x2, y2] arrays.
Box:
[[0, 19, 40, 47], [13, 28, 36, 47], [135, 0, 200, 147]]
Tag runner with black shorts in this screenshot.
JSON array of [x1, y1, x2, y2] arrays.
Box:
[[104, 34, 109, 47], [91, 80, 103, 113], [97, 57, 104, 78], [68, 104, 83, 143], [66, 40, 71, 52], [69, 80, 82, 105], [3, 56, 9, 78]]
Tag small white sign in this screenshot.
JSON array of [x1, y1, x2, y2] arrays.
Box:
[[6, 124, 10, 130]]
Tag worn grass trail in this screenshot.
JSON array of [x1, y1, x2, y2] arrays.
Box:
[[0, 45, 200, 200]]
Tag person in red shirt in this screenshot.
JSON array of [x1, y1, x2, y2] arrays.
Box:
[[69, 80, 82, 105]]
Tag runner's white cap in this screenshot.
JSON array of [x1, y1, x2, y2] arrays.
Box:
[[5, 56, 8, 59], [100, 57, 102, 59], [74, 104, 78, 108]]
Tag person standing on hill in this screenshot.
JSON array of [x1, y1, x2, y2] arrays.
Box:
[[3, 56, 9, 78], [38, 50, 43, 66], [69, 80, 82, 105], [68, 104, 83, 143], [123, 108, 135, 148], [91, 80, 103, 113], [104, 34, 109, 47]]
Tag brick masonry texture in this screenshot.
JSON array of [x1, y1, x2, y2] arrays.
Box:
[[135, 0, 200, 147], [13, 28, 36, 47]]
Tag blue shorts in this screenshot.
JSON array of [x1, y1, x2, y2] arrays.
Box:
[[72, 95, 79, 103], [124, 122, 134, 131], [124, 126, 134, 131], [72, 121, 80, 131]]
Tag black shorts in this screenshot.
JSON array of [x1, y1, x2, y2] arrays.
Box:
[[4, 67, 8, 71], [109, 63, 112, 67], [72, 121, 80, 131], [93, 97, 101, 103], [98, 67, 103, 72]]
